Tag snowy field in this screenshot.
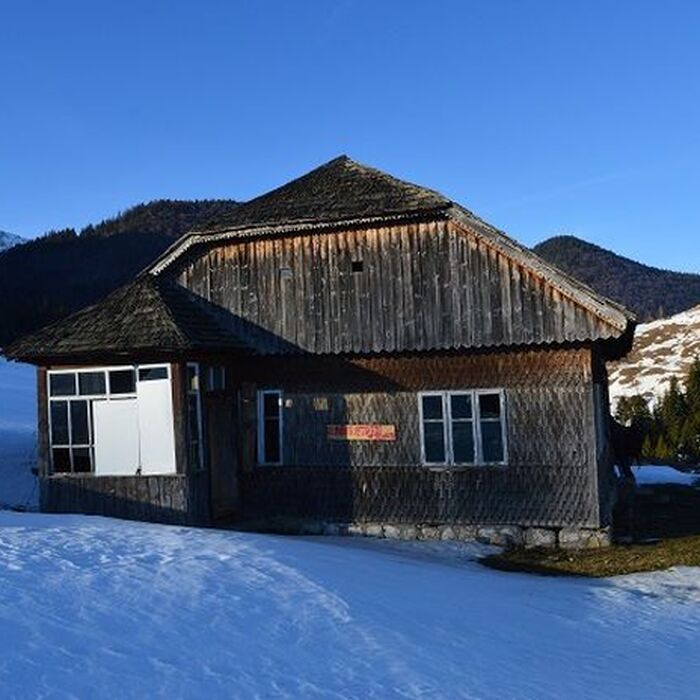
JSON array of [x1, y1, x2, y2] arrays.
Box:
[[0, 512, 698, 699], [633, 464, 700, 487], [0, 359, 37, 509]]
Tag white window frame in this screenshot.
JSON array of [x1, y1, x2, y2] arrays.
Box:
[[418, 389, 508, 467], [186, 362, 205, 471], [257, 389, 283, 466], [46, 363, 170, 474]]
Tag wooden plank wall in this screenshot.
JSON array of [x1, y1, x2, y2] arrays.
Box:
[[41, 475, 200, 526], [236, 347, 605, 529], [175, 221, 619, 355]]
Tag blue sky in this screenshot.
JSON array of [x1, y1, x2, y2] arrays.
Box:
[[1, 1, 699, 271]]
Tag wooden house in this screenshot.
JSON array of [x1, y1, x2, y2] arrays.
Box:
[[6, 157, 636, 547]]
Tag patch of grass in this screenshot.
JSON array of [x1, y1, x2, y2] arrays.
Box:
[[482, 535, 700, 578]]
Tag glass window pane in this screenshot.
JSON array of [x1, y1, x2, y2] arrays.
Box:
[[49, 373, 76, 397], [70, 401, 89, 445], [72, 447, 92, 473], [423, 421, 446, 463], [479, 393, 501, 419], [452, 421, 475, 463], [422, 395, 443, 420], [450, 394, 472, 420], [213, 367, 225, 390], [52, 448, 71, 473], [188, 394, 200, 436], [50, 401, 69, 445], [481, 421, 504, 463], [78, 371, 105, 395], [264, 419, 280, 463], [109, 369, 136, 394], [187, 365, 199, 392], [263, 393, 280, 419], [139, 367, 168, 382]]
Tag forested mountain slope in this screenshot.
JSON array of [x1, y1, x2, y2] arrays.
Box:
[[534, 236, 700, 321], [0, 200, 238, 347]]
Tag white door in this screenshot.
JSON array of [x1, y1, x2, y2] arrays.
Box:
[[136, 366, 176, 475], [93, 399, 140, 475]]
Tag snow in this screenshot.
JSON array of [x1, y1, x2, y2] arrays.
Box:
[[0, 230, 24, 252], [0, 513, 698, 699], [0, 358, 38, 509], [609, 305, 700, 409], [0, 357, 35, 431], [632, 465, 700, 487]]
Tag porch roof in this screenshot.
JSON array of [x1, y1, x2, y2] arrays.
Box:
[[4, 276, 249, 363]]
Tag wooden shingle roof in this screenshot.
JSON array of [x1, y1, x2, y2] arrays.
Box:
[[204, 155, 451, 231], [4, 276, 248, 362]]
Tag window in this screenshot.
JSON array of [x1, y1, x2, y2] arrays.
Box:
[[48, 371, 96, 473], [186, 363, 204, 470], [138, 366, 168, 382], [206, 366, 226, 392], [257, 390, 282, 465], [47, 365, 172, 474], [49, 373, 76, 397], [109, 369, 136, 395], [79, 371, 106, 395], [351, 260, 364, 273], [419, 390, 506, 466], [48, 392, 94, 473]]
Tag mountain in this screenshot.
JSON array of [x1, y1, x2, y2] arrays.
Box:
[[0, 231, 23, 253], [608, 304, 700, 409], [0, 199, 238, 348], [533, 236, 700, 321]]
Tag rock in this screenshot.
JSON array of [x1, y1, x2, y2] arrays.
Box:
[[452, 525, 477, 541], [558, 528, 609, 549], [364, 523, 383, 537], [440, 526, 457, 540], [399, 525, 417, 540], [477, 525, 523, 547], [523, 527, 557, 549], [383, 525, 402, 539], [419, 525, 441, 540]]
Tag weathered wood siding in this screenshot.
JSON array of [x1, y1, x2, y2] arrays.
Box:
[[173, 220, 620, 355], [235, 348, 605, 529], [40, 472, 211, 525]]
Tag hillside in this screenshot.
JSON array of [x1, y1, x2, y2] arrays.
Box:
[[534, 236, 700, 321], [0, 230, 23, 253], [608, 305, 700, 408], [0, 199, 238, 347]]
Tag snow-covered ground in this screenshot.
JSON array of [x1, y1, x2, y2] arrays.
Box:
[[0, 358, 37, 509], [0, 357, 35, 431], [0, 513, 698, 699], [609, 305, 700, 409], [633, 465, 700, 487]]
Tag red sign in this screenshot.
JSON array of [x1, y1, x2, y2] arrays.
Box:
[[327, 424, 396, 442]]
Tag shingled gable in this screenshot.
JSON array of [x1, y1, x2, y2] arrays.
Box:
[[4, 275, 248, 361], [151, 155, 634, 336]]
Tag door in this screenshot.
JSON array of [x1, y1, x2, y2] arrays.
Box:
[[136, 366, 176, 475], [206, 393, 239, 521], [93, 399, 140, 475]]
